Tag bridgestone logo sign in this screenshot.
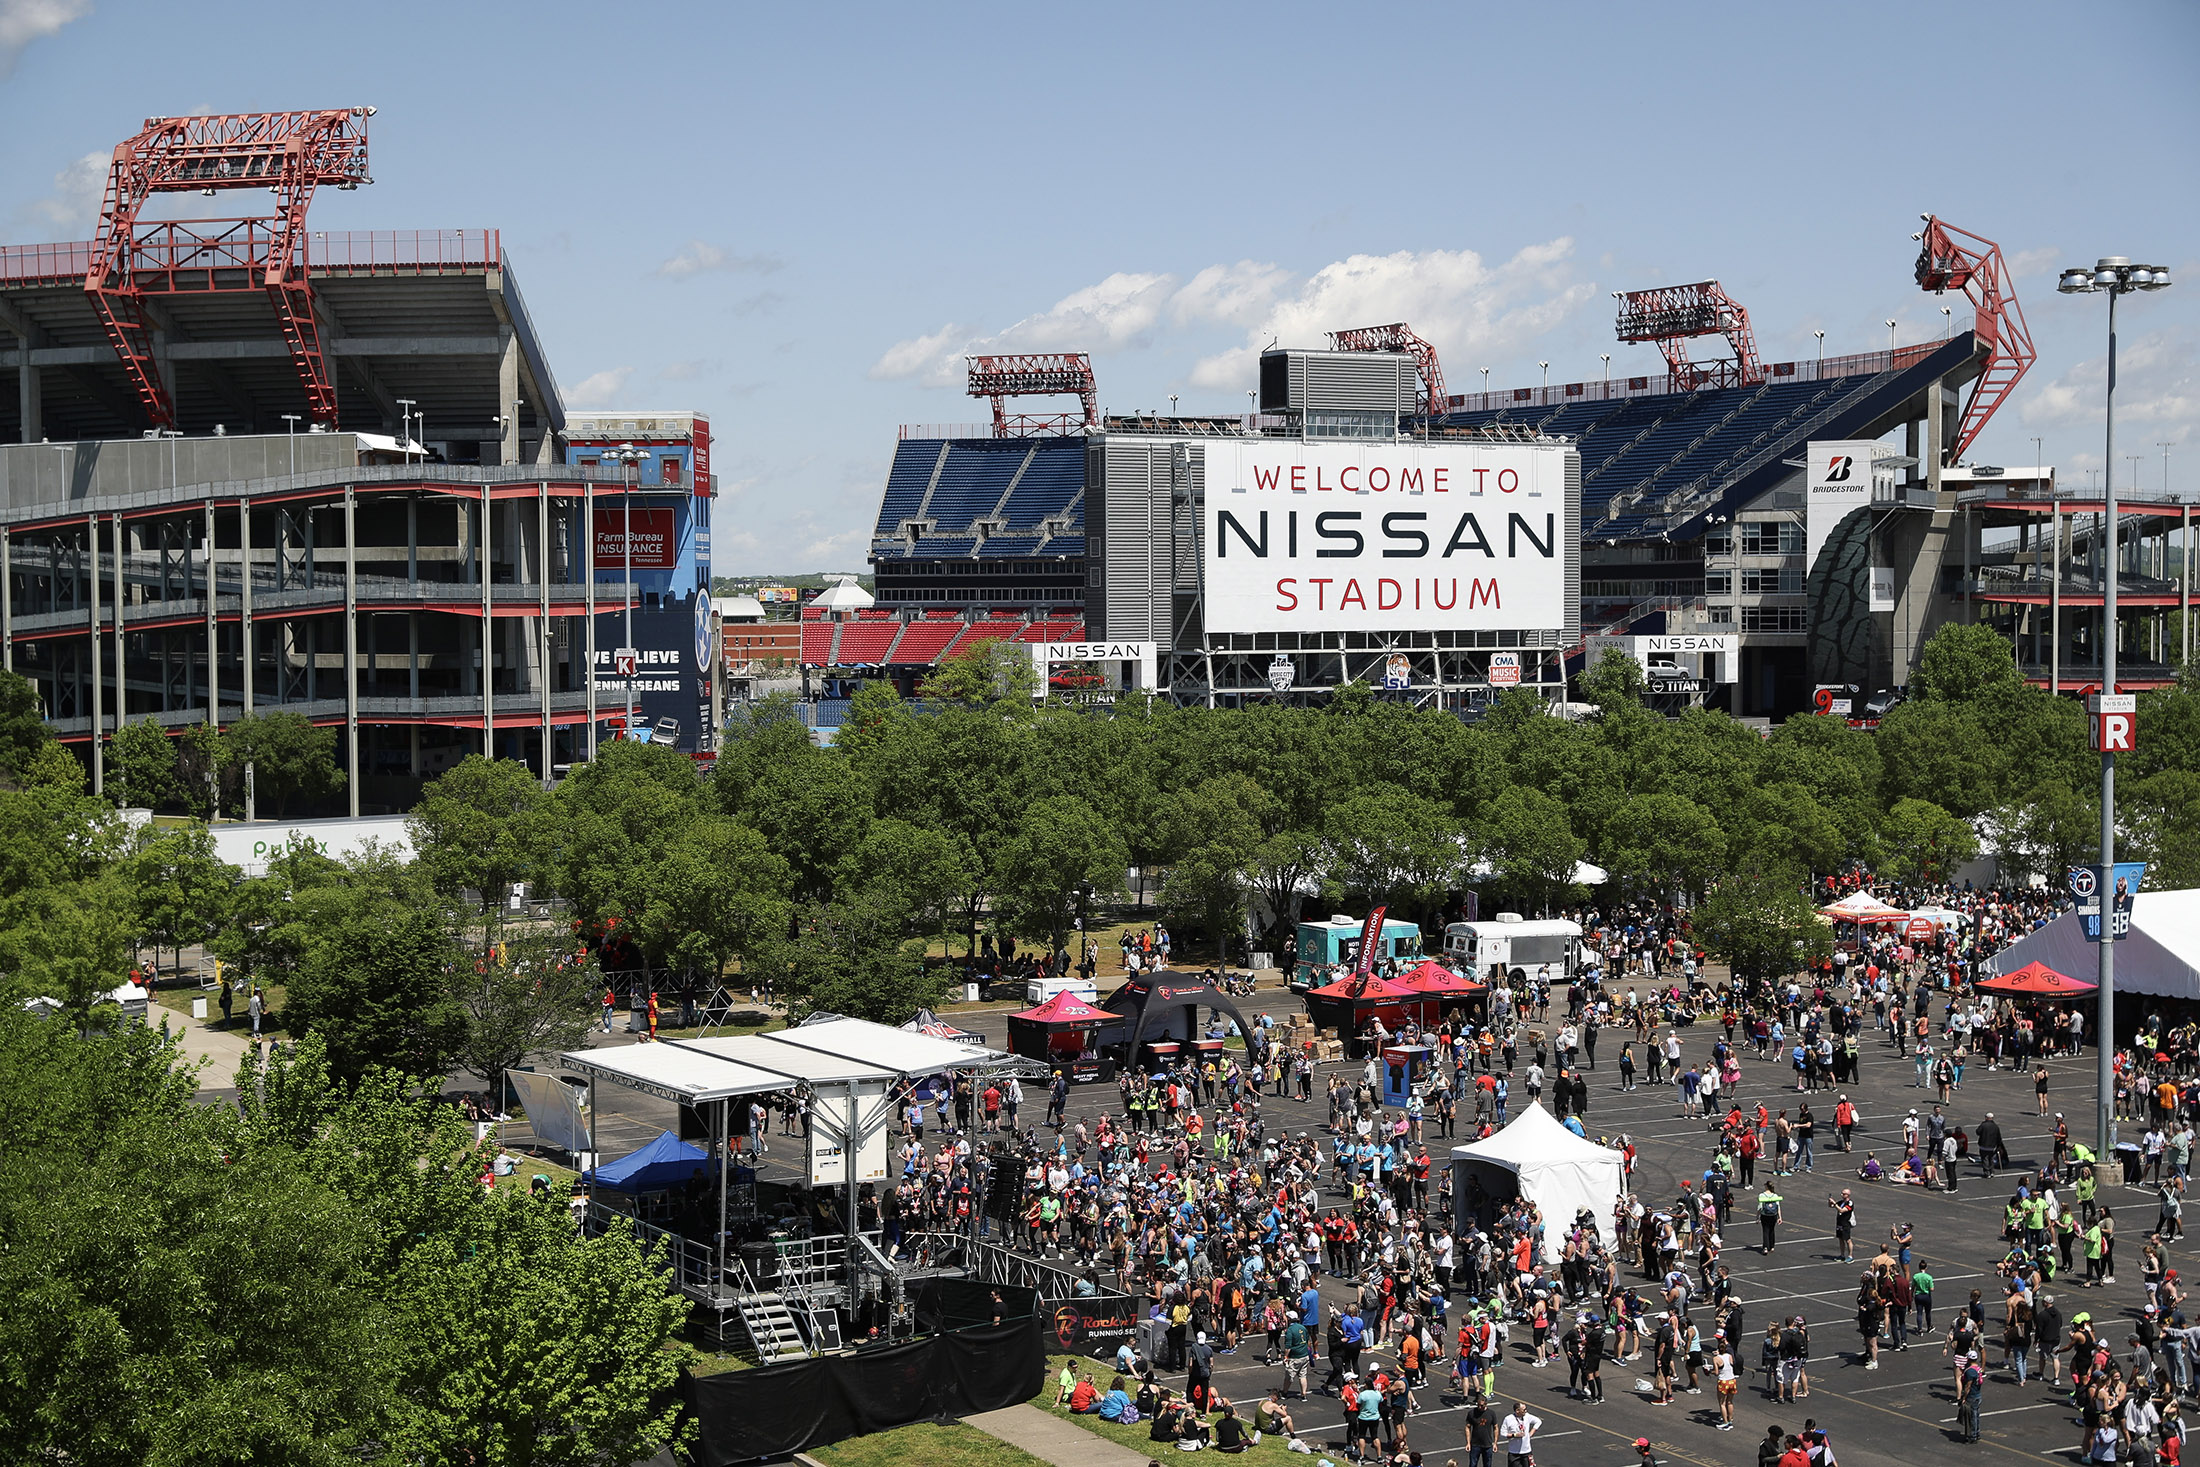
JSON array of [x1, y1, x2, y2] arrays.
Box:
[[1200, 441, 1574, 635]]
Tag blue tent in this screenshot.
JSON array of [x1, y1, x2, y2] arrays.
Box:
[[586, 1129, 708, 1193]]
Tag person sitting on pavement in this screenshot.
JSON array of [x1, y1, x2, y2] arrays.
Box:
[[1857, 1153, 1884, 1181]]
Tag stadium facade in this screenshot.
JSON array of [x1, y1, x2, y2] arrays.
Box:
[[848, 221, 2192, 719], [1, 111, 719, 809]]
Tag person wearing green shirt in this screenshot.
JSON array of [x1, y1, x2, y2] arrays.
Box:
[[2073, 1165, 2099, 1225], [2083, 1220, 2106, 1285], [1757, 1187, 1784, 1253], [1282, 1312, 1312, 1397], [1911, 1266, 1934, 1330]]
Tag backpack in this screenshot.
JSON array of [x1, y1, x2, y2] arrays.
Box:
[[1760, 1197, 1780, 1219]]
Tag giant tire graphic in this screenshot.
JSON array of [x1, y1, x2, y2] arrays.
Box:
[[1806, 505, 1877, 688]]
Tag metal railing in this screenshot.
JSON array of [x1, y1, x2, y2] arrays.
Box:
[[1444, 342, 1947, 416], [0, 230, 500, 287]]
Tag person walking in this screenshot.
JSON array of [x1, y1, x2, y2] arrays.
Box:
[[248, 984, 264, 1038], [1499, 1399, 1542, 1467], [1758, 1185, 1784, 1254], [1955, 1348, 1984, 1443], [1829, 1189, 1857, 1262]]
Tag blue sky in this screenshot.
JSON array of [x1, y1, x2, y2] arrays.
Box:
[[4, 0, 2195, 573]]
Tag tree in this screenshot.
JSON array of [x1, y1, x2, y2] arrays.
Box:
[[223, 710, 346, 817], [380, 1197, 690, 1467], [0, 666, 53, 785], [1319, 784, 1462, 922], [1878, 797, 1981, 887], [1602, 792, 1728, 900], [1692, 870, 1833, 985], [632, 815, 793, 982], [446, 926, 602, 1095], [174, 721, 225, 819], [1909, 622, 2025, 703], [769, 889, 951, 1024], [408, 755, 554, 916], [997, 795, 1127, 953], [1477, 785, 1586, 913], [0, 1014, 387, 1467], [834, 817, 975, 943], [285, 892, 465, 1085], [118, 823, 236, 980], [1577, 646, 1649, 709], [2123, 770, 2200, 888], [918, 635, 1038, 705], [105, 718, 178, 811], [10, 873, 136, 1019]]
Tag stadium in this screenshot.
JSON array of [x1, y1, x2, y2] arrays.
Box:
[[0, 110, 719, 810], [834, 217, 2192, 721]]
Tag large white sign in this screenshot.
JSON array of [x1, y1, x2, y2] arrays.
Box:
[[1583, 633, 1739, 683], [207, 814, 415, 875], [1805, 440, 1879, 576], [1201, 441, 1573, 635], [807, 1079, 892, 1187]]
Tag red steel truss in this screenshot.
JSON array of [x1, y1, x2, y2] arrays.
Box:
[[84, 108, 374, 430], [965, 353, 1098, 438], [1613, 280, 1763, 390], [1327, 322, 1450, 421], [1914, 214, 2036, 464]]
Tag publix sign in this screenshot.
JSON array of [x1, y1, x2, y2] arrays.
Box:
[[208, 814, 416, 874]]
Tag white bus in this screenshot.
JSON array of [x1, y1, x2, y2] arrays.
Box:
[[1443, 913, 1584, 986]]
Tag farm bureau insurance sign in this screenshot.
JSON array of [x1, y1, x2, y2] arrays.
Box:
[[1201, 441, 1573, 635]]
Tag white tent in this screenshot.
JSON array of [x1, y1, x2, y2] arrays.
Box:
[[1992, 888, 2200, 1000], [1450, 1103, 1627, 1261], [812, 578, 874, 613]]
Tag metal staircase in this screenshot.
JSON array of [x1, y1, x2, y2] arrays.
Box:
[[725, 1251, 812, 1363]]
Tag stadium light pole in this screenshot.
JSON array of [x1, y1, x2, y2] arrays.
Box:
[[2058, 253, 2173, 1160], [1941, 305, 1953, 340], [1480, 367, 1490, 405], [1539, 362, 1550, 400], [1814, 330, 1825, 376], [1885, 319, 1897, 355], [1600, 353, 1610, 398]]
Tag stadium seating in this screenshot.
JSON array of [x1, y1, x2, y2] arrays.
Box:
[[833, 618, 899, 665], [884, 617, 962, 665]]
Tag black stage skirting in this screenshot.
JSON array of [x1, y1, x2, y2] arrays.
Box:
[[682, 1313, 1045, 1464]]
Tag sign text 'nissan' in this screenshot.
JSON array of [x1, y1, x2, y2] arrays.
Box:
[[1200, 441, 1576, 635]]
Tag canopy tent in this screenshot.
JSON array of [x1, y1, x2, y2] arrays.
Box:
[[1820, 891, 1912, 925], [1396, 960, 1488, 998], [506, 1069, 592, 1156], [586, 1130, 709, 1193], [1450, 1103, 1627, 1261], [1304, 974, 1440, 1057], [1975, 960, 2097, 999], [1906, 907, 1966, 930], [1992, 890, 2200, 1000], [1006, 991, 1111, 1063], [1098, 976, 1254, 1060], [903, 1007, 984, 1046]]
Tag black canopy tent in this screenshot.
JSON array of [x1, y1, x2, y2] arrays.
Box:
[[1098, 975, 1256, 1062]]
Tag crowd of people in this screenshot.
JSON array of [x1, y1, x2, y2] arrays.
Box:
[[817, 883, 2200, 1462]]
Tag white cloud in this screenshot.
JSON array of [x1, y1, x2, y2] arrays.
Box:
[[0, 0, 89, 79], [2006, 245, 2061, 279], [871, 272, 1178, 385], [1189, 240, 1595, 391], [868, 324, 965, 383], [653, 241, 783, 280], [869, 241, 1594, 396], [1171, 260, 1290, 328], [2021, 328, 2198, 431], [657, 358, 719, 382], [567, 366, 635, 407], [19, 148, 106, 235]]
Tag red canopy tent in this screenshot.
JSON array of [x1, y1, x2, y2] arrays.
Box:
[[1397, 959, 1488, 999], [1305, 973, 1439, 1057], [1006, 990, 1111, 1063], [1974, 960, 2098, 999]]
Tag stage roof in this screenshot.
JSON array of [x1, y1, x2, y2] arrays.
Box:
[[559, 1043, 791, 1106], [560, 1016, 1008, 1106]]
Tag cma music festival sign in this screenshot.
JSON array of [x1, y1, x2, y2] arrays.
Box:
[[1200, 441, 1576, 635]]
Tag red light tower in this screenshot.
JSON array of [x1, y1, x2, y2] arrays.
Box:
[[84, 108, 374, 431], [1613, 280, 1763, 391], [1914, 214, 2036, 464], [965, 352, 1098, 438], [1327, 322, 1451, 419]]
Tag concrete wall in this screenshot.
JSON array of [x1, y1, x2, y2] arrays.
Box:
[[0, 432, 361, 515]]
